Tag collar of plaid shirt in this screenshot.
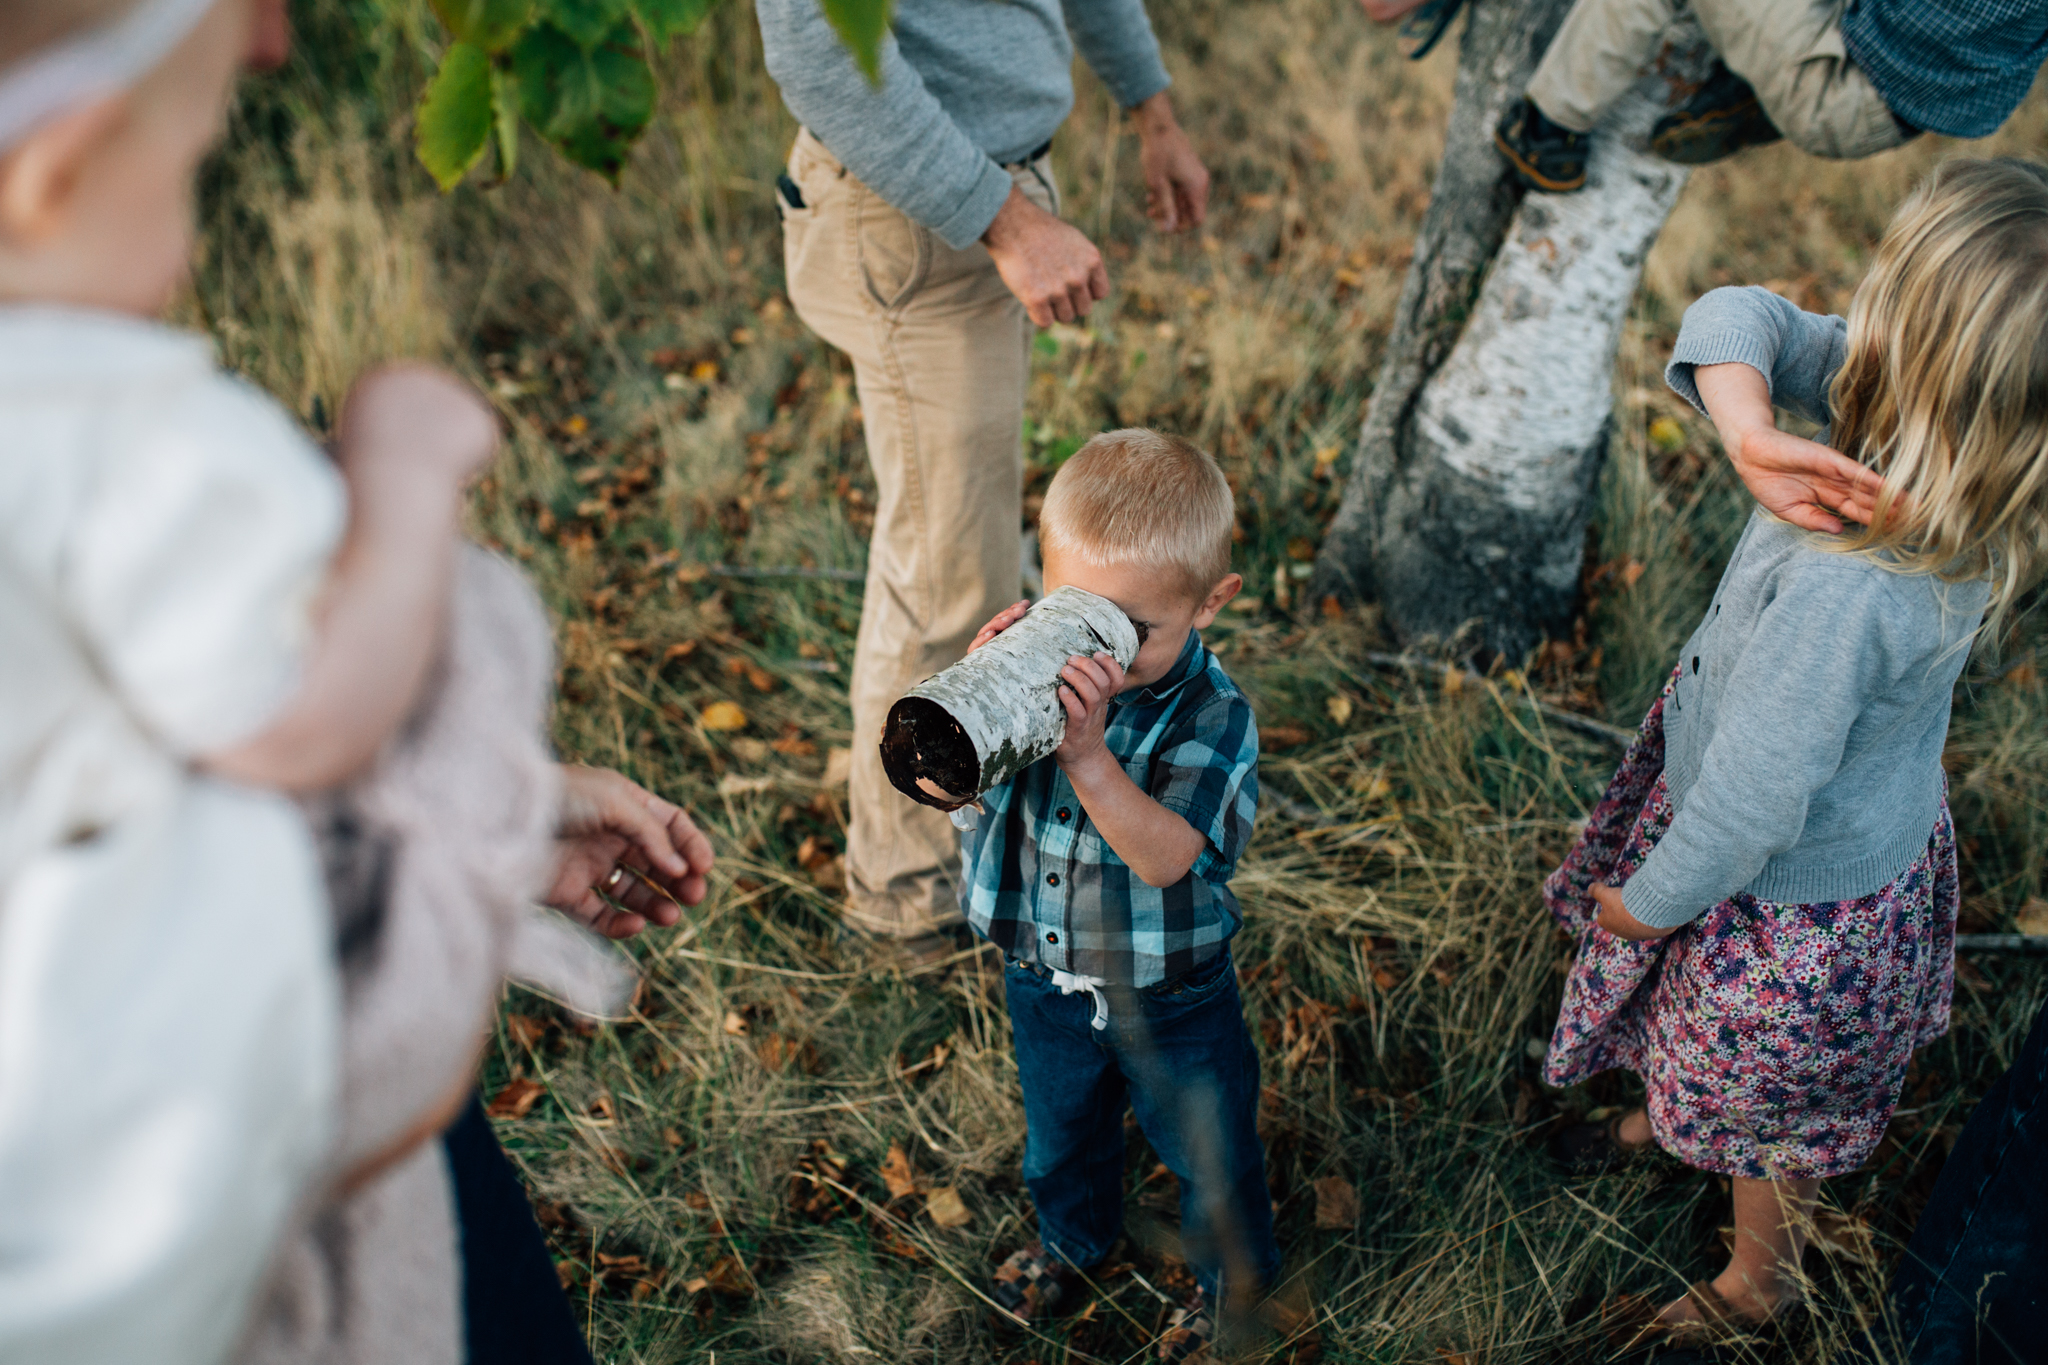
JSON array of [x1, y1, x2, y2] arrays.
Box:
[[958, 630, 1261, 987]]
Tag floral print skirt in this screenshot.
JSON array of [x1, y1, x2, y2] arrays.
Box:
[[1542, 671, 1958, 1180]]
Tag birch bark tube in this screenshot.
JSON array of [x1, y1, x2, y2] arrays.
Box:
[[880, 587, 1140, 809], [1313, 4, 1715, 660]]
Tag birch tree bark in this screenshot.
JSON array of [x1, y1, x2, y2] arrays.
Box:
[[1311, 0, 1715, 661]]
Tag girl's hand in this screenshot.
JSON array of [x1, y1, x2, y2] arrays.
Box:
[[1054, 651, 1124, 773], [1729, 423, 1884, 534], [1592, 882, 1674, 941], [968, 600, 1031, 653]]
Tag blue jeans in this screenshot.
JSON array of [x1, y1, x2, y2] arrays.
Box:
[[1887, 993, 2048, 1363], [1004, 950, 1280, 1304]]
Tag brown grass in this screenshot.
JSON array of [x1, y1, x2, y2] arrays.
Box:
[[191, 4, 2048, 1360]]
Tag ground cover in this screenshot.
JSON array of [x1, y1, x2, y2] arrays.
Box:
[[193, 5, 2048, 1359]]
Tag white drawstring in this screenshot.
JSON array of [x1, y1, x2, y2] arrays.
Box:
[[1048, 969, 1112, 1030]]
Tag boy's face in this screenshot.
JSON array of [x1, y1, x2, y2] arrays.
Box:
[[1040, 544, 1242, 691], [0, 0, 257, 315]]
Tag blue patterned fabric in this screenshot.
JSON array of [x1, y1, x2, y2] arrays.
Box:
[[1842, 0, 2048, 140], [959, 630, 1258, 987]]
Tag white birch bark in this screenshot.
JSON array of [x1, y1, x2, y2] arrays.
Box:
[[880, 586, 1140, 809]]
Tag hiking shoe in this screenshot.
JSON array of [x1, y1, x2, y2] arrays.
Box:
[[1158, 1291, 1218, 1363], [1650, 61, 1783, 165], [991, 1243, 1085, 1324], [1398, 0, 1467, 61], [1495, 97, 1590, 192]]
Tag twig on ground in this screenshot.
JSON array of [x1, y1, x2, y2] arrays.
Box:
[[1356, 652, 1639, 748], [1955, 934, 2048, 955]]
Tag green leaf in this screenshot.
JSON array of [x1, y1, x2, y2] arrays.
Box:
[[415, 42, 494, 190], [429, 0, 532, 52], [821, 0, 891, 84], [512, 21, 654, 183], [632, 0, 713, 45], [490, 62, 520, 180], [538, 0, 631, 48]]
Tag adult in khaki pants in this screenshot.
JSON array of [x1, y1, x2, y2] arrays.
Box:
[[758, 0, 1209, 956]]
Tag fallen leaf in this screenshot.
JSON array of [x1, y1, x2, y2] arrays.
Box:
[[1370, 962, 1404, 992], [757, 1032, 820, 1073], [823, 746, 853, 788], [925, 1186, 972, 1228], [730, 737, 770, 764], [880, 1142, 918, 1198], [2005, 660, 2039, 688], [588, 1092, 615, 1121], [505, 1013, 548, 1048], [690, 359, 720, 383], [1436, 1350, 1470, 1365], [1312, 445, 1341, 476], [663, 640, 699, 663], [723, 1011, 749, 1037], [1313, 1175, 1359, 1229], [699, 1254, 753, 1296], [631, 1269, 668, 1301], [1620, 557, 1646, 589], [716, 774, 774, 796], [795, 834, 835, 870], [1326, 694, 1354, 726], [1320, 594, 1345, 620], [771, 732, 817, 756], [701, 700, 748, 731], [486, 1077, 544, 1119], [1647, 416, 1687, 453], [684, 1190, 711, 1209], [2016, 897, 2048, 936], [1286, 536, 1316, 562], [560, 414, 589, 437], [808, 855, 846, 892], [663, 1127, 684, 1149], [1264, 723, 1312, 751], [745, 664, 777, 692]]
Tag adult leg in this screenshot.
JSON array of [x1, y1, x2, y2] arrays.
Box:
[[1889, 995, 2048, 1363], [442, 1097, 596, 1365], [1525, 0, 1681, 133], [780, 131, 1039, 939], [1690, 0, 1906, 159], [1006, 964, 1134, 1271], [1119, 955, 1279, 1307]]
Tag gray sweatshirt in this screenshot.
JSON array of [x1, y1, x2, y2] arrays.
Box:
[[1627, 286, 1989, 929], [756, 0, 1171, 249]]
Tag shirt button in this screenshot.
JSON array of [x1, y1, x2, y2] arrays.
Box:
[[1046, 931, 1059, 944], [1057, 807, 1071, 822], [1046, 873, 1060, 886]]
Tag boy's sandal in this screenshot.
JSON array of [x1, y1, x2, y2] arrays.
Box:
[[990, 1243, 1083, 1324], [1157, 1293, 1217, 1364], [1551, 1111, 1647, 1175], [1398, 0, 1467, 61]]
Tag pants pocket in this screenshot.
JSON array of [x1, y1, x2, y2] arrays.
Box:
[[854, 184, 932, 313]]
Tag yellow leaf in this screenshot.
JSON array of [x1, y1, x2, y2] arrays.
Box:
[[925, 1186, 972, 1228], [701, 701, 748, 731], [1326, 694, 1354, 726], [1647, 416, 1686, 452], [2017, 897, 2048, 936], [690, 359, 720, 382]]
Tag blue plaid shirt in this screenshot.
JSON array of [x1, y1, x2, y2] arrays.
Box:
[[1843, 1, 2048, 139], [958, 631, 1258, 987]]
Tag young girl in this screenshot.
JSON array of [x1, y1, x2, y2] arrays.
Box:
[[1542, 157, 2048, 1342]]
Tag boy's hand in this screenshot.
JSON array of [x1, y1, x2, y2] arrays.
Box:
[[1054, 651, 1124, 772], [1591, 882, 1674, 941], [968, 600, 1031, 653], [336, 363, 499, 487]]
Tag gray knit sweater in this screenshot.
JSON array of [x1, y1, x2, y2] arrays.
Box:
[[756, 0, 1170, 249], [1625, 286, 1989, 929]]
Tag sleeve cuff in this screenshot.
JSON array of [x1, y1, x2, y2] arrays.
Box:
[[1664, 328, 1780, 416], [1107, 63, 1170, 110], [931, 158, 1017, 250], [1620, 877, 1705, 930]]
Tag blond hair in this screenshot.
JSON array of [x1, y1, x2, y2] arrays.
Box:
[[0, 0, 139, 69], [1038, 428, 1234, 600], [1828, 158, 2048, 640]]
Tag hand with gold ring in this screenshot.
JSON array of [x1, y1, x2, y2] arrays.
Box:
[[544, 764, 715, 939]]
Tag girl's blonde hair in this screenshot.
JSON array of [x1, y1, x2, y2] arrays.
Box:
[[1829, 157, 2048, 640]]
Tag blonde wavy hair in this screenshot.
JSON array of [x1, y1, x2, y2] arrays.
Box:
[[1829, 157, 2048, 640]]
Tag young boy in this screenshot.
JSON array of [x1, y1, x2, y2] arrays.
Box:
[[959, 429, 1277, 1361], [1491, 0, 2048, 192]]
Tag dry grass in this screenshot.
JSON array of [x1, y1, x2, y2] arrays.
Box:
[[191, 4, 2048, 1360]]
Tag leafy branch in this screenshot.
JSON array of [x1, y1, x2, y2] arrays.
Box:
[[415, 0, 893, 189]]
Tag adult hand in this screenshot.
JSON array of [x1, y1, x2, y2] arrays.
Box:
[[1130, 92, 1208, 233], [983, 188, 1109, 327], [545, 764, 714, 939], [1591, 882, 1673, 941]]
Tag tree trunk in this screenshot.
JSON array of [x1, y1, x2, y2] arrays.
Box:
[[880, 587, 1139, 809], [1312, 0, 1715, 661]]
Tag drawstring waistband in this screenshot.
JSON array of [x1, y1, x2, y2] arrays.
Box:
[[1048, 969, 1112, 1030]]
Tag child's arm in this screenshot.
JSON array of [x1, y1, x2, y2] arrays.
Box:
[[1050, 650, 1207, 887], [203, 366, 498, 791], [1670, 286, 1885, 533]]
